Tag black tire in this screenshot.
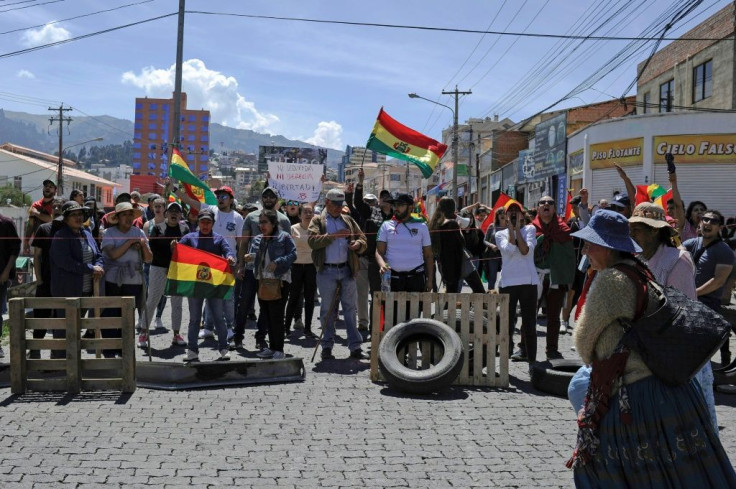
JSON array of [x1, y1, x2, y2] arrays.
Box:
[[435, 309, 490, 335], [530, 358, 584, 397], [378, 319, 464, 394]]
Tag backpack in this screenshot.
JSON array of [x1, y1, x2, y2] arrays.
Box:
[[614, 263, 731, 386]]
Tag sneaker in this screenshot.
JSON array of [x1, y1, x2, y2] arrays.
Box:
[[171, 334, 187, 346], [183, 350, 199, 362], [547, 350, 564, 360], [255, 339, 268, 351], [155, 317, 165, 330], [27, 350, 40, 360], [349, 348, 369, 360], [257, 348, 275, 359], [304, 330, 319, 339], [198, 328, 214, 340], [321, 347, 335, 360], [138, 334, 148, 348], [226, 328, 235, 341], [294, 318, 304, 330], [510, 349, 528, 362], [228, 339, 243, 350], [216, 348, 231, 361], [560, 320, 568, 335], [272, 351, 285, 360]]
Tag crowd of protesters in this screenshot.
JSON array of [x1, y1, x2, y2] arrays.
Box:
[[0, 168, 734, 371]]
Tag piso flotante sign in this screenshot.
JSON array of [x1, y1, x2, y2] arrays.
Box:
[[589, 138, 643, 169]]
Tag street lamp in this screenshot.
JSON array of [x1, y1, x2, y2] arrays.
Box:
[[408, 92, 459, 205], [58, 137, 103, 194]]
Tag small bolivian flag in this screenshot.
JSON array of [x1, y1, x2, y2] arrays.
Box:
[[366, 108, 448, 178], [165, 243, 234, 299], [169, 148, 218, 205]]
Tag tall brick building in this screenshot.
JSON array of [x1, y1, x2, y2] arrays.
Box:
[[132, 92, 211, 180], [637, 3, 735, 113]]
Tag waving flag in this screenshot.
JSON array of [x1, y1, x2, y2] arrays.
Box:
[[481, 192, 522, 233], [165, 243, 234, 299], [653, 189, 674, 214], [168, 148, 217, 205], [366, 108, 448, 178]]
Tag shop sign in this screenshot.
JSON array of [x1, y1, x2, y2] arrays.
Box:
[[533, 113, 567, 180], [589, 138, 643, 169], [569, 149, 584, 176], [653, 134, 736, 164]]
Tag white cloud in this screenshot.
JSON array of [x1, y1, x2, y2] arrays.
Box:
[[21, 24, 71, 47], [16, 70, 35, 79], [305, 121, 343, 150], [121, 58, 279, 132]]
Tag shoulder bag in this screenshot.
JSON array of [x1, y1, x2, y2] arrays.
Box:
[[614, 263, 731, 386], [256, 239, 281, 301]]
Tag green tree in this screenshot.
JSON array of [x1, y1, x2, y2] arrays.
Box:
[[0, 185, 31, 206]]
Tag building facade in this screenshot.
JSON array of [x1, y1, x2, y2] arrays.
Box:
[[132, 92, 211, 179], [636, 3, 735, 114], [340, 146, 386, 183]]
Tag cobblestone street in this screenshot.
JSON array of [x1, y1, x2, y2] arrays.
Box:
[[1, 295, 734, 488]]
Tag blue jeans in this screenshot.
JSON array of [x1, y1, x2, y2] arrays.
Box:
[[187, 297, 227, 353], [316, 266, 361, 352], [234, 269, 258, 342], [204, 296, 234, 330]]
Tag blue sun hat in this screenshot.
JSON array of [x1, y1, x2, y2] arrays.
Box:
[[571, 209, 642, 253]]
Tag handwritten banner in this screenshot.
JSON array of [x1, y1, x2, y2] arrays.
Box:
[[267, 162, 324, 202]]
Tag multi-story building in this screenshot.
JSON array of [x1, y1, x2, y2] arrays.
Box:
[[636, 3, 735, 113], [340, 146, 386, 183], [132, 92, 211, 180]]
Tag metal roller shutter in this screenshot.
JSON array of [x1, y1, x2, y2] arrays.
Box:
[[653, 164, 736, 218], [591, 167, 643, 205]]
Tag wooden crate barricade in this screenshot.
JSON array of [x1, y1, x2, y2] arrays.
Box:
[[370, 292, 510, 388], [8, 296, 136, 394]]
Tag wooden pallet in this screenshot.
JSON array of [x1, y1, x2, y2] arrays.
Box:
[[8, 296, 136, 394], [370, 292, 509, 388]]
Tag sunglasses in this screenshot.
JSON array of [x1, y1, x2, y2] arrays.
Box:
[[285, 200, 300, 206], [701, 216, 721, 225], [538, 200, 555, 206], [217, 194, 230, 201]]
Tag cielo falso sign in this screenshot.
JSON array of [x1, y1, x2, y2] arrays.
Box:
[[654, 134, 736, 164], [589, 138, 643, 169]]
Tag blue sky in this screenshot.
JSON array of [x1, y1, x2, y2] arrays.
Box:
[[0, 0, 730, 150]]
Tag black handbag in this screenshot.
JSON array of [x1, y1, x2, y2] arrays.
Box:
[[615, 263, 731, 386]]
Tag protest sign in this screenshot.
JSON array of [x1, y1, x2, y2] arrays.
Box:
[[267, 162, 324, 202]]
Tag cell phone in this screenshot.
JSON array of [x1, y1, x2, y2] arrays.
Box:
[[665, 153, 676, 174]]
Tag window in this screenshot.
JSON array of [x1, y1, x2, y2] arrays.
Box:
[[134, 122, 142, 130], [133, 143, 141, 149], [148, 123, 157, 130], [200, 155, 208, 162], [134, 132, 142, 139], [187, 135, 195, 142], [201, 135, 209, 142], [390, 174, 401, 182], [201, 125, 208, 132], [188, 124, 196, 131], [135, 113, 142, 120], [693, 60, 712, 103], [149, 113, 157, 120], [148, 132, 157, 139], [202, 115, 209, 122], [199, 165, 208, 172], [149, 103, 157, 110], [188, 115, 196, 122], [135, 102, 143, 110], [187, 154, 194, 161], [642, 93, 650, 114], [659, 79, 674, 112]]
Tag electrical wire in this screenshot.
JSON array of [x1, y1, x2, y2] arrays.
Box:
[[0, 12, 176, 60], [186, 10, 730, 41], [0, 0, 63, 14], [0, 0, 156, 36]]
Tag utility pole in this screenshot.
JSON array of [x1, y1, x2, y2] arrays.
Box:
[[441, 86, 471, 207], [172, 0, 186, 151], [49, 104, 72, 195], [468, 125, 474, 203]]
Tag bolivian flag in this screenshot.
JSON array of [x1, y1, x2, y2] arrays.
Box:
[[366, 108, 448, 178], [169, 148, 218, 205], [165, 243, 234, 299]]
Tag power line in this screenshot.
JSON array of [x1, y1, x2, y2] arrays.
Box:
[[0, 0, 156, 36], [186, 9, 733, 41], [0, 12, 176, 60], [0, 0, 63, 14]]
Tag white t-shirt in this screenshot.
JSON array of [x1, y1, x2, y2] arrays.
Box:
[[495, 225, 539, 288], [377, 219, 431, 272], [201, 204, 244, 254]]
